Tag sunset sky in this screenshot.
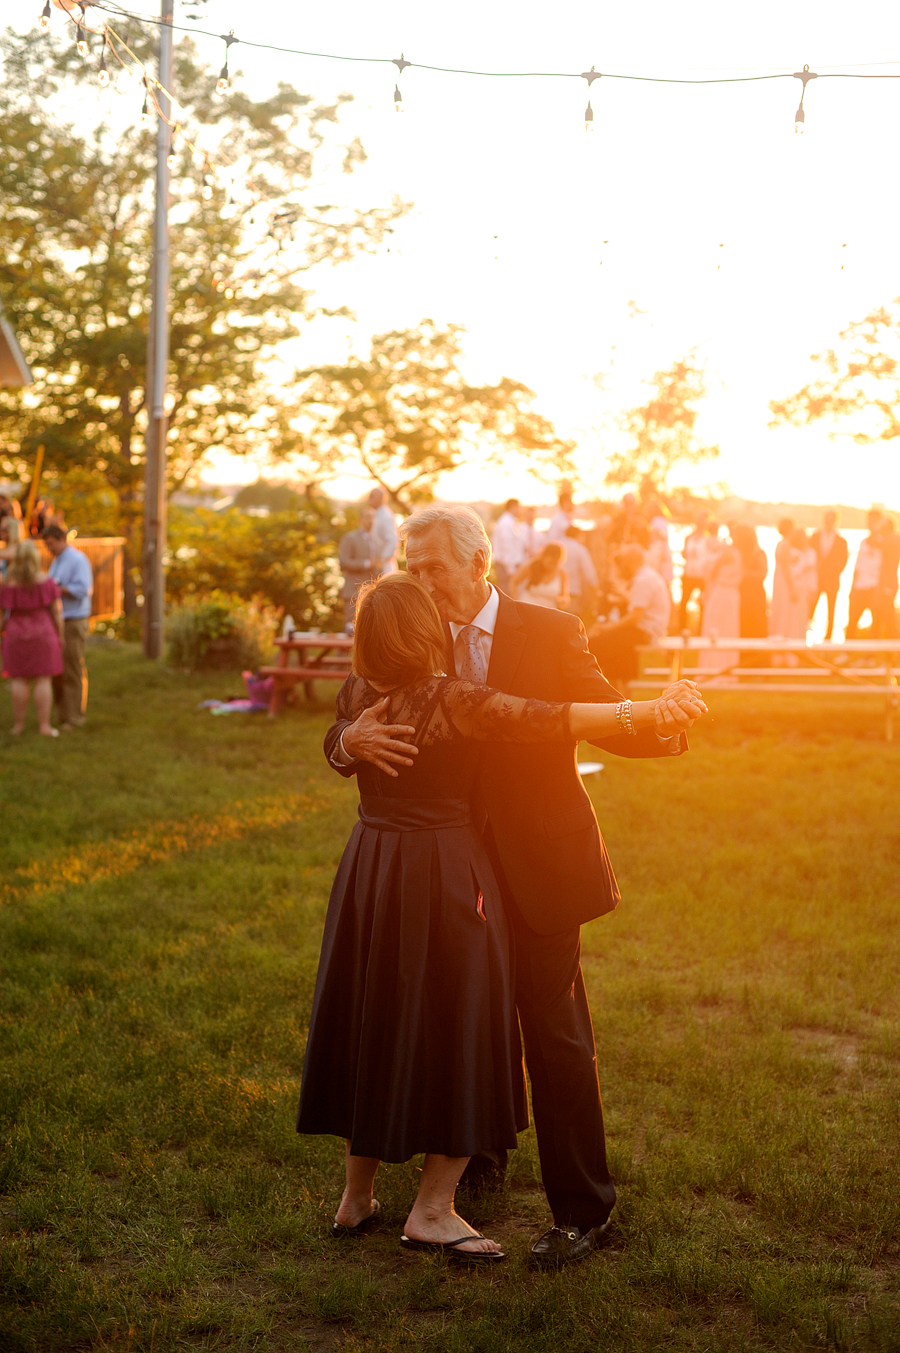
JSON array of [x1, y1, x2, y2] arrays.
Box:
[[88, 0, 900, 508]]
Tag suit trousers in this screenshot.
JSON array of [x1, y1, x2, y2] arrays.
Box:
[[52, 618, 88, 726], [485, 829, 616, 1229]]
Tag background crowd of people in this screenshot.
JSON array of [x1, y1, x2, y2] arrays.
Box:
[[340, 488, 900, 689]]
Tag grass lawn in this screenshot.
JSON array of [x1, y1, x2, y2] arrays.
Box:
[[1, 641, 899, 1352]]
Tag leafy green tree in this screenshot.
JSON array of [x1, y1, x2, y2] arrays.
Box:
[[165, 498, 348, 629], [770, 299, 900, 444], [0, 23, 401, 604], [604, 353, 719, 498], [295, 320, 575, 512]]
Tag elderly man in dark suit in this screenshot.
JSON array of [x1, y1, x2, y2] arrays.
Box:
[[324, 504, 702, 1265]]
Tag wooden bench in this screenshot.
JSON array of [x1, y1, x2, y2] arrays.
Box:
[[632, 636, 900, 741], [260, 632, 353, 715]]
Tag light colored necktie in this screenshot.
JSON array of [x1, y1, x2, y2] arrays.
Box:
[[457, 624, 486, 683]]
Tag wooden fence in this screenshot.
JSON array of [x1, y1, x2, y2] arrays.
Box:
[[35, 537, 125, 620]]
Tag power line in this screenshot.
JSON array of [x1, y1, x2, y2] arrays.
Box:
[[85, 4, 900, 85]]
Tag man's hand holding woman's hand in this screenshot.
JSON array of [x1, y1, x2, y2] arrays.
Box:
[[653, 679, 708, 735], [340, 696, 418, 778]]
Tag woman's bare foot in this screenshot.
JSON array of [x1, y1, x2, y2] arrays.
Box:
[[38, 726, 59, 738], [10, 725, 24, 735], [334, 1190, 378, 1229], [403, 1205, 502, 1256]]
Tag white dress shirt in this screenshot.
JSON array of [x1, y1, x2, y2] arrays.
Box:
[[448, 584, 500, 680], [491, 513, 527, 571]]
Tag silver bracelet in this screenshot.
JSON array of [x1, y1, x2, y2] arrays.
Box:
[[615, 699, 637, 736]]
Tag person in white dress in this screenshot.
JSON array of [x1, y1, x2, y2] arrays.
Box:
[[511, 543, 570, 610], [699, 531, 743, 670], [770, 519, 810, 641]]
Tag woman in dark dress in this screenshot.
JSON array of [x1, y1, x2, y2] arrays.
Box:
[[0, 540, 63, 737], [296, 573, 705, 1261]]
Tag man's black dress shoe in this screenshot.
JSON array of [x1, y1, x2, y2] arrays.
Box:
[[530, 1220, 612, 1266]]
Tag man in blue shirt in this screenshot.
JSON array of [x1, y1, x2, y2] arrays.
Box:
[[43, 526, 93, 729]]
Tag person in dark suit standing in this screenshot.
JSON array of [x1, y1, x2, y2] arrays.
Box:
[[810, 510, 849, 641], [324, 505, 702, 1265]]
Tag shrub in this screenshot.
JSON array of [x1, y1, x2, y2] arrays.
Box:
[[166, 593, 277, 672], [165, 499, 350, 630]]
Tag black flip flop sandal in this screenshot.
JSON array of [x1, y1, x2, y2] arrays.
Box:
[[400, 1233, 506, 1263], [331, 1199, 381, 1237]]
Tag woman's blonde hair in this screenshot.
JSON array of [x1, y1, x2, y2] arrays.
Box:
[[6, 539, 41, 587], [353, 573, 447, 690]]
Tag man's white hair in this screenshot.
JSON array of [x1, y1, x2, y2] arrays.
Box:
[[400, 504, 492, 570]]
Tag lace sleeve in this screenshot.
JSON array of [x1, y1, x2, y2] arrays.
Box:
[[439, 679, 571, 744], [334, 673, 383, 723]]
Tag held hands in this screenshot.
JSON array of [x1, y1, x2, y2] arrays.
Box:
[[653, 679, 708, 735], [341, 697, 418, 778]]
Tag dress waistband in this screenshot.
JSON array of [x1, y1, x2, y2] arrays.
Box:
[[358, 795, 471, 832]]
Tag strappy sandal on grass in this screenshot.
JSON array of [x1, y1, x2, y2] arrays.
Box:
[[331, 1199, 381, 1237], [400, 1233, 506, 1264]]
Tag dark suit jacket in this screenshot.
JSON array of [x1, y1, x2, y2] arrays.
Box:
[[324, 592, 686, 935], [812, 531, 849, 590]]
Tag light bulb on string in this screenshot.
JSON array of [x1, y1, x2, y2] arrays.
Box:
[[201, 163, 213, 199], [216, 30, 237, 93], [76, 22, 88, 56], [392, 53, 409, 113], [39, 1, 51, 32], [140, 79, 151, 125], [98, 47, 109, 88], [167, 126, 179, 168], [792, 65, 816, 134], [581, 66, 600, 131]]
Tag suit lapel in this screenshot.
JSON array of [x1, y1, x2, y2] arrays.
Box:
[[487, 592, 527, 692]]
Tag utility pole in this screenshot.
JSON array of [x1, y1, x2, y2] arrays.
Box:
[[142, 0, 174, 658]]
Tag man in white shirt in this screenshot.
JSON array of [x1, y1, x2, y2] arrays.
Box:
[[367, 488, 399, 574], [588, 544, 671, 688], [564, 526, 599, 623], [491, 499, 527, 592], [546, 489, 574, 543]]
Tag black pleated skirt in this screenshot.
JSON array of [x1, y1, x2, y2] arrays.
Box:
[[296, 795, 529, 1162]]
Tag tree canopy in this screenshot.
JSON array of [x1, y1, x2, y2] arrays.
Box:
[[0, 22, 402, 591], [604, 353, 719, 498], [295, 320, 574, 512], [770, 300, 900, 444]]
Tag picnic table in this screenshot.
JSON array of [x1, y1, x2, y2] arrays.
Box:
[[632, 635, 900, 741], [259, 631, 353, 715]]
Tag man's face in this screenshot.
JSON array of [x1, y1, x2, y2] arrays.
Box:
[[360, 508, 375, 532], [405, 526, 488, 624], [824, 512, 836, 530], [867, 511, 882, 533], [44, 535, 66, 558]]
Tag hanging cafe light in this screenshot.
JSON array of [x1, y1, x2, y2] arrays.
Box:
[[393, 52, 409, 112], [794, 64, 817, 133], [581, 65, 601, 131], [39, 1, 51, 32], [97, 34, 110, 87], [216, 30, 238, 93]]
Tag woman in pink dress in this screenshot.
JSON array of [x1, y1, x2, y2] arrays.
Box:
[[1, 540, 64, 737]]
